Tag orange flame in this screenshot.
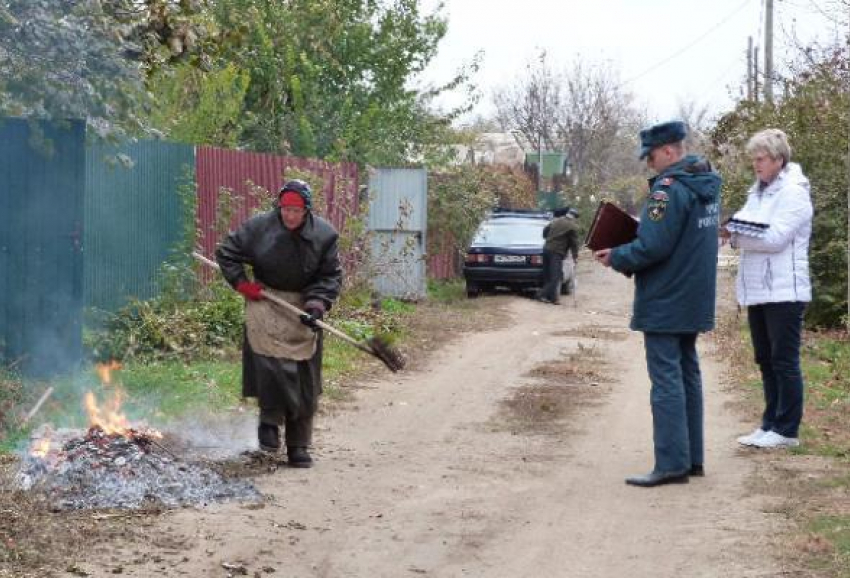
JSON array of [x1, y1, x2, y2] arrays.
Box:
[[84, 389, 131, 435], [87, 360, 162, 439], [95, 360, 123, 385]]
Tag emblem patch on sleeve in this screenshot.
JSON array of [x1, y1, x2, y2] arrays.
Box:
[[647, 191, 668, 221]]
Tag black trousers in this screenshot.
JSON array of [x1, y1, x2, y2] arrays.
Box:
[[245, 331, 324, 448], [260, 410, 313, 447], [538, 250, 564, 303], [747, 301, 806, 438]]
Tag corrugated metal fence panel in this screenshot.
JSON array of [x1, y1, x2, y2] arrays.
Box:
[[0, 118, 85, 376], [367, 168, 428, 232], [85, 140, 195, 311], [195, 147, 359, 269], [426, 252, 457, 280], [196, 147, 286, 262], [368, 168, 428, 298]]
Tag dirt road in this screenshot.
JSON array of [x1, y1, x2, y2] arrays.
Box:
[[79, 259, 783, 578]]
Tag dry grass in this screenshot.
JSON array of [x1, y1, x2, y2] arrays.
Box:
[[495, 342, 611, 435], [711, 311, 850, 578], [497, 384, 597, 435]]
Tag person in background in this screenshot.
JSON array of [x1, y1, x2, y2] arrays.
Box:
[[536, 207, 580, 304], [594, 120, 722, 487], [724, 129, 812, 449], [216, 179, 342, 467]]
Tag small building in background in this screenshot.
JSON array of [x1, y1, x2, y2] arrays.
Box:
[[451, 132, 526, 168], [524, 151, 569, 210]]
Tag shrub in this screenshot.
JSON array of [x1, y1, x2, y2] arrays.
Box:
[[84, 282, 244, 363]]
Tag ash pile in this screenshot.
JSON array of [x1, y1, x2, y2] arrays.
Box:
[[17, 426, 262, 510]]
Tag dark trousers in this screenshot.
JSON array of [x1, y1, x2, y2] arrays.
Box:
[[644, 333, 704, 473], [260, 409, 313, 447], [747, 302, 806, 438], [538, 250, 564, 303]]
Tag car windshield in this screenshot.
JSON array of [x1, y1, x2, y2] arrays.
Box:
[[472, 220, 545, 246]]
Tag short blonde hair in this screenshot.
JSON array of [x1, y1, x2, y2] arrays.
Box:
[[746, 128, 792, 166]]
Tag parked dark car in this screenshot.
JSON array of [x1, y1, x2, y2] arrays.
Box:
[[463, 210, 575, 298]]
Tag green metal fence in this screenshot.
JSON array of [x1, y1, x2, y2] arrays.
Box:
[[0, 118, 85, 376], [84, 141, 195, 312], [1, 117, 357, 375]]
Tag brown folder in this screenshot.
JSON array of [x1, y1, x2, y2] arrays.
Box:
[[584, 201, 639, 251]]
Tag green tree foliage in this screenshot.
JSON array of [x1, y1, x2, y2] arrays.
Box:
[[211, 0, 475, 165], [148, 63, 249, 146], [0, 0, 217, 137], [0, 0, 148, 136], [711, 47, 849, 327], [428, 165, 536, 257]]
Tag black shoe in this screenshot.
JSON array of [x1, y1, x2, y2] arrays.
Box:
[[625, 470, 690, 487], [689, 464, 705, 477], [287, 446, 313, 468], [258, 423, 280, 453]]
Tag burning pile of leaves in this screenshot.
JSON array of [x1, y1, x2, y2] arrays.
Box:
[[13, 361, 263, 511], [16, 424, 261, 510]]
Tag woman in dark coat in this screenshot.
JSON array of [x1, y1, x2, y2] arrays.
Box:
[[216, 179, 342, 467]]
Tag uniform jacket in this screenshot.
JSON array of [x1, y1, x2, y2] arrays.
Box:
[[216, 209, 343, 309], [543, 216, 580, 259], [733, 162, 812, 306], [610, 155, 722, 333]]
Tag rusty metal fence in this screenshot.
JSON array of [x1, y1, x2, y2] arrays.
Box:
[[195, 147, 359, 269]]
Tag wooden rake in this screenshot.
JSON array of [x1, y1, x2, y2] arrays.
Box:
[[192, 252, 405, 372]]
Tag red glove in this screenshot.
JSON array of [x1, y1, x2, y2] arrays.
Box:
[[236, 281, 264, 301]]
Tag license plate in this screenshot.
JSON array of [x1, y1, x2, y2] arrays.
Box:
[[494, 255, 526, 263]]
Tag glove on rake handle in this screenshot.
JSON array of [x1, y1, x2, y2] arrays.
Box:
[[192, 252, 404, 372]]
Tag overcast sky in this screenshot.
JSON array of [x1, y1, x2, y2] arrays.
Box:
[[419, 0, 846, 126]]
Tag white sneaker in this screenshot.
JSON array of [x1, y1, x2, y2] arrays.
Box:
[[751, 431, 800, 449], [737, 428, 769, 446]]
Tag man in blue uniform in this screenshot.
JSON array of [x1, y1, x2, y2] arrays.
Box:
[[594, 121, 722, 487]]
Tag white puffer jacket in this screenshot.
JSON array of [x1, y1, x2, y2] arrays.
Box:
[[733, 162, 813, 306]]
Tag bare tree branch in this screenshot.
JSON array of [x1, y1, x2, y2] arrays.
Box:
[[494, 54, 645, 189]]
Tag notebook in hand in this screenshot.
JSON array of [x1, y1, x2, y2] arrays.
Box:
[[724, 217, 769, 238], [585, 201, 639, 251]]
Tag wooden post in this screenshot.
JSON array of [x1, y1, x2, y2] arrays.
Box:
[[747, 36, 754, 100], [765, 0, 774, 103], [754, 47, 760, 103]]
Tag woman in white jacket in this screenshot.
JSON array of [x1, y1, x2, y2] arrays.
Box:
[[727, 128, 813, 449]]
